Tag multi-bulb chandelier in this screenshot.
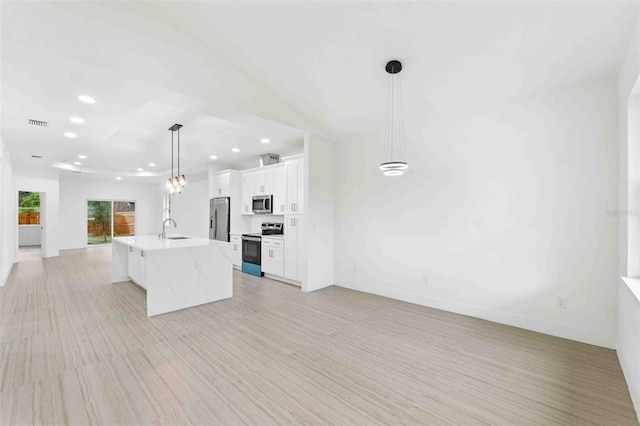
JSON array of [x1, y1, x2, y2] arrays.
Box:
[[379, 60, 408, 176], [166, 123, 186, 194]]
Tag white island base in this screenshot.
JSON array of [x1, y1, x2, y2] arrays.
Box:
[[112, 235, 233, 317]]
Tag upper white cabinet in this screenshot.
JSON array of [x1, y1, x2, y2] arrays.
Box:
[[272, 165, 287, 214], [212, 172, 230, 197], [241, 171, 254, 215], [285, 159, 304, 214], [210, 170, 239, 199], [254, 168, 274, 195]]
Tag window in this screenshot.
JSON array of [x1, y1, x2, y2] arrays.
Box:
[[18, 191, 40, 225], [87, 200, 135, 245]]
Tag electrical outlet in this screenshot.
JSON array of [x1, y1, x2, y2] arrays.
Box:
[[422, 276, 429, 285], [557, 297, 567, 309]]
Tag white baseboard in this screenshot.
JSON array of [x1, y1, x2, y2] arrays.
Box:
[[617, 349, 640, 422], [334, 278, 614, 349]]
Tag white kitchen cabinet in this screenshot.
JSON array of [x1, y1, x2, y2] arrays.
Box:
[[241, 171, 254, 215], [272, 165, 287, 215], [284, 215, 304, 282], [254, 168, 274, 195], [285, 159, 304, 214], [127, 246, 147, 288], [230, 235, 242, 267], [261, 237, 284, 276], [212, 172, 230, 197]]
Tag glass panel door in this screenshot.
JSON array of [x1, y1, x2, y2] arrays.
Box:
[[87, 201, 112, 245], [113, 201, 135, 237]]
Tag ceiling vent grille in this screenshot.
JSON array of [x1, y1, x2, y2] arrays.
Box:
[[28, 119, 48, 127]]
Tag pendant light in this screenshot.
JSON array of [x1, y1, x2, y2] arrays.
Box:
[[380, 60, 408, 176], [167, 123, 186, 194]]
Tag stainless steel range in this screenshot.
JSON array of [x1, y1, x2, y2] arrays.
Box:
[[241, 222, 284, 277]]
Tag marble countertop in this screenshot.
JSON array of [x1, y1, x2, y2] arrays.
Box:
[[113, 235, 228, 252]]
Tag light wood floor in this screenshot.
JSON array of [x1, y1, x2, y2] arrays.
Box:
[[1, 247, 637, 425], [17, 246, 41, 263]]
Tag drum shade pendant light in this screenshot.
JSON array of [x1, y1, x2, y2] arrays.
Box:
[[380, 60, 408, 176], [166, 124, 186, 194]]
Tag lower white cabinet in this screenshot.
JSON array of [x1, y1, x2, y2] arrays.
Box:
[[284, 215, 304, 282], [261, 237, 284, 276], [127, 246, 147, 288], [230, 235, 242, 267]]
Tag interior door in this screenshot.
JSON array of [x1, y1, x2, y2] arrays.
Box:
[[39, 192, 46, 258]]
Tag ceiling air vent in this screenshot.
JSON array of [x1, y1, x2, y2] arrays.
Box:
[[28, 119, 48, 127], [31, 155, 42, 159]]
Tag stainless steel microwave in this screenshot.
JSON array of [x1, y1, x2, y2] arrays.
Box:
[[252, 195, 272, 214]]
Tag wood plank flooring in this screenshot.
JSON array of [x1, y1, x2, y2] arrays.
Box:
[[1, 247, 638, 425]]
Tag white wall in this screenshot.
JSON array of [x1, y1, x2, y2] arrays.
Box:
[[617, 12, 640, 422], [18, 225, 41, 246], [304, 135, 334, 292], [14, 167, 59, 258], [168, 177, 209, 239], [334, 78, 619, 349], [0, 136, 17, 286], [58, 176, 162, 249]]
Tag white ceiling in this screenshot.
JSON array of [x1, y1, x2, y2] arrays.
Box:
[[2, 1, 639, 181]]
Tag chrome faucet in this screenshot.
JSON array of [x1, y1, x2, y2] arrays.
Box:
[[161, 218, 177, 239]]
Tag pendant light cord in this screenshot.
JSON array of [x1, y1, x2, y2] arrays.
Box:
[[171, 130, 174, 180], [177, 127, 180, 178]]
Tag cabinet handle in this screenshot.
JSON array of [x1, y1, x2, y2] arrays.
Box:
[[141, 251, 145, 257], [129, 246, 133, 252], [281, 204, 284, 212]]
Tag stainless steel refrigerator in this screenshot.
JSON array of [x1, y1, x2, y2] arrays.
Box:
[[209, 197, 230, 242]]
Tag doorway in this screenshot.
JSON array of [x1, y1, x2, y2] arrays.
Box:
[[17, 190, 43, 262]]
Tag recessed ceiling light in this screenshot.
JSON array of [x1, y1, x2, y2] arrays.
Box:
[[78, 95, 96, 104], [260, 138, 270, 144], [232, 148, 240, 153], [116, 176, 122, 180], [78, 154, 87, 159], [137, 168, 143, 172], [209, 155, 218, 160], [70, 117, 85, 124], [73, 161, 82, 166], [148, 163, 155, 167], [64, 132, 77, 138]]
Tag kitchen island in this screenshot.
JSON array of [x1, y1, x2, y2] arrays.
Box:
[[111, 235, 232, 317]]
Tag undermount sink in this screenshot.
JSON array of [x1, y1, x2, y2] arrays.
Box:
[[165, 236, 192, 240]]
